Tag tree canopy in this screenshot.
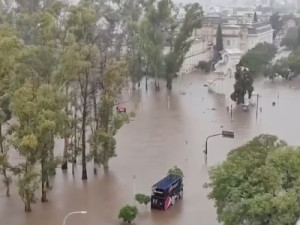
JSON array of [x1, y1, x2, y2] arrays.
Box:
[[269, 12, 283, 38], [281, 27, 299, 50], [239, 42, 277, 75], [208, 134, 300, 225], [118, 205, 138, 224], [230, 66, 254, 105], [216, 23, 223, 52]]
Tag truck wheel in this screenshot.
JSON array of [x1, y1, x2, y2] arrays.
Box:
[[171, 196, 176, 205]]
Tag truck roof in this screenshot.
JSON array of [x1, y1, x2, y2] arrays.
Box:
[[153, 174, 182, 190]]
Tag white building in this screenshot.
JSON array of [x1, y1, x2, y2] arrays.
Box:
[[214, 23, 273, 74], [179, 38, 213, 74], [215, 23, 273, 53]]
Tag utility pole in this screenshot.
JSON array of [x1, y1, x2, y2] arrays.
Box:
[[133, 175, 136, 205], [204, 131, 234, 165]]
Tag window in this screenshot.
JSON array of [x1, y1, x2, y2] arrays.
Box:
[[226, 40, 230, 46]]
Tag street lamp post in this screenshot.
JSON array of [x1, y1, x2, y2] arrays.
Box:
[[63, 211, 87, 225], [133, 175, 136, 205], [204, 131, 234, 165]]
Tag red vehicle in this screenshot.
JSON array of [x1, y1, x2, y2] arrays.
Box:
[[116, 106, 126, 113]]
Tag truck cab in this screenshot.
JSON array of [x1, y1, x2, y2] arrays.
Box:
[[151, 174, 183, 210]]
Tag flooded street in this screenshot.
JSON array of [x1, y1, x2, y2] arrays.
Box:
[[1, 72, 300, 225]]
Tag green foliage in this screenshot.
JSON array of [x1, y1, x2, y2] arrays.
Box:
[[273, 58, 291, 80], [239, 42, 277, 75], [135, 193, 151, 205], [17, 168, 39, 212], [89, 60, 129, 170], [164, 3, 203, 89], [118, 205, 138, 224], [270, 12, 283, 38], [281, 27, 299, 50], [216, 24, 223, 52], [11, 83, 66, 203], [197, 60, 212, 73], [287, 47, 300, 75], [230, 66, 254, 105], [207, 134, 300, 225], [168, 166, 183, 176]]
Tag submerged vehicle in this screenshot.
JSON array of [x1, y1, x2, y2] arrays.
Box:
[[151, 173, 183, 210], [116, 106, 126, 113]]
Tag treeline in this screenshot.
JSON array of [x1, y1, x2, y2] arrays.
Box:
[[0, 0, 204, 212]]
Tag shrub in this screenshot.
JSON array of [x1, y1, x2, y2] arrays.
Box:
[[118, 205, 138, 224]]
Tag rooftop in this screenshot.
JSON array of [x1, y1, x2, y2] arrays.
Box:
[[153, 174, 181, 190]]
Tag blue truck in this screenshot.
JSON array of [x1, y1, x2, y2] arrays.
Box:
[[151, 174, 183, 210]]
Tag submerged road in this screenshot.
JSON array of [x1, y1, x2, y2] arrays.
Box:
[[1, 72, 300, 225]]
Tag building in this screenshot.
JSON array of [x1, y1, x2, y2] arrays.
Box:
[[209, 22, 273, 74], [179, 38, 213, 75], [212, 23, 273, 53]]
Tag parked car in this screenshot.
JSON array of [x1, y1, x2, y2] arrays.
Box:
[[116, 106, 126, 113]]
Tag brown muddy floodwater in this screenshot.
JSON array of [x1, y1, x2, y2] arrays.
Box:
[[1, 72, 300, 225]]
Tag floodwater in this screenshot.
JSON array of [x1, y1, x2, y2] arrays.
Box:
[[1, 72, 300, 225]]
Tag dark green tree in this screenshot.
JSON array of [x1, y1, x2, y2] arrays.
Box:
[[281, 27, 299, 49], [269, 12, 283, 38], [164, 3, 203, 89], [287, 47, 300, 76], [253, 12, 258, 22], [135, 193, 151, 206], [168, 166, 183, 176], [239, 42, 277, 75], [230, 66, 254, 105], [207, 134, 300, 225], [216, 23, 223, 52], [264, 64, 277, 82], [118, 205, 138, 224]]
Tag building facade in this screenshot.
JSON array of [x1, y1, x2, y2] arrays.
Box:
[[179, 38, 213, 75], [215, 23, 273, 53]]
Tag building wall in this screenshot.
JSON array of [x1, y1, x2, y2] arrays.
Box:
[[179, 39, 213, 75], [247, 30, 273, 50]]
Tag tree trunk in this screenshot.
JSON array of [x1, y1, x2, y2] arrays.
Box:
[[103, 160, 109, 170], [41, 161, 48, 202], [24, 200, 31, 212], [6, 184, 10, 197], [92, 85, 99, 175], [82, 102, 87, 180], [166, 77, 172, 90], [0, 125, 9, 197], [61, 136, 69, 170], [81, 75, 88, 180], [145, 77, 148, 91]]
